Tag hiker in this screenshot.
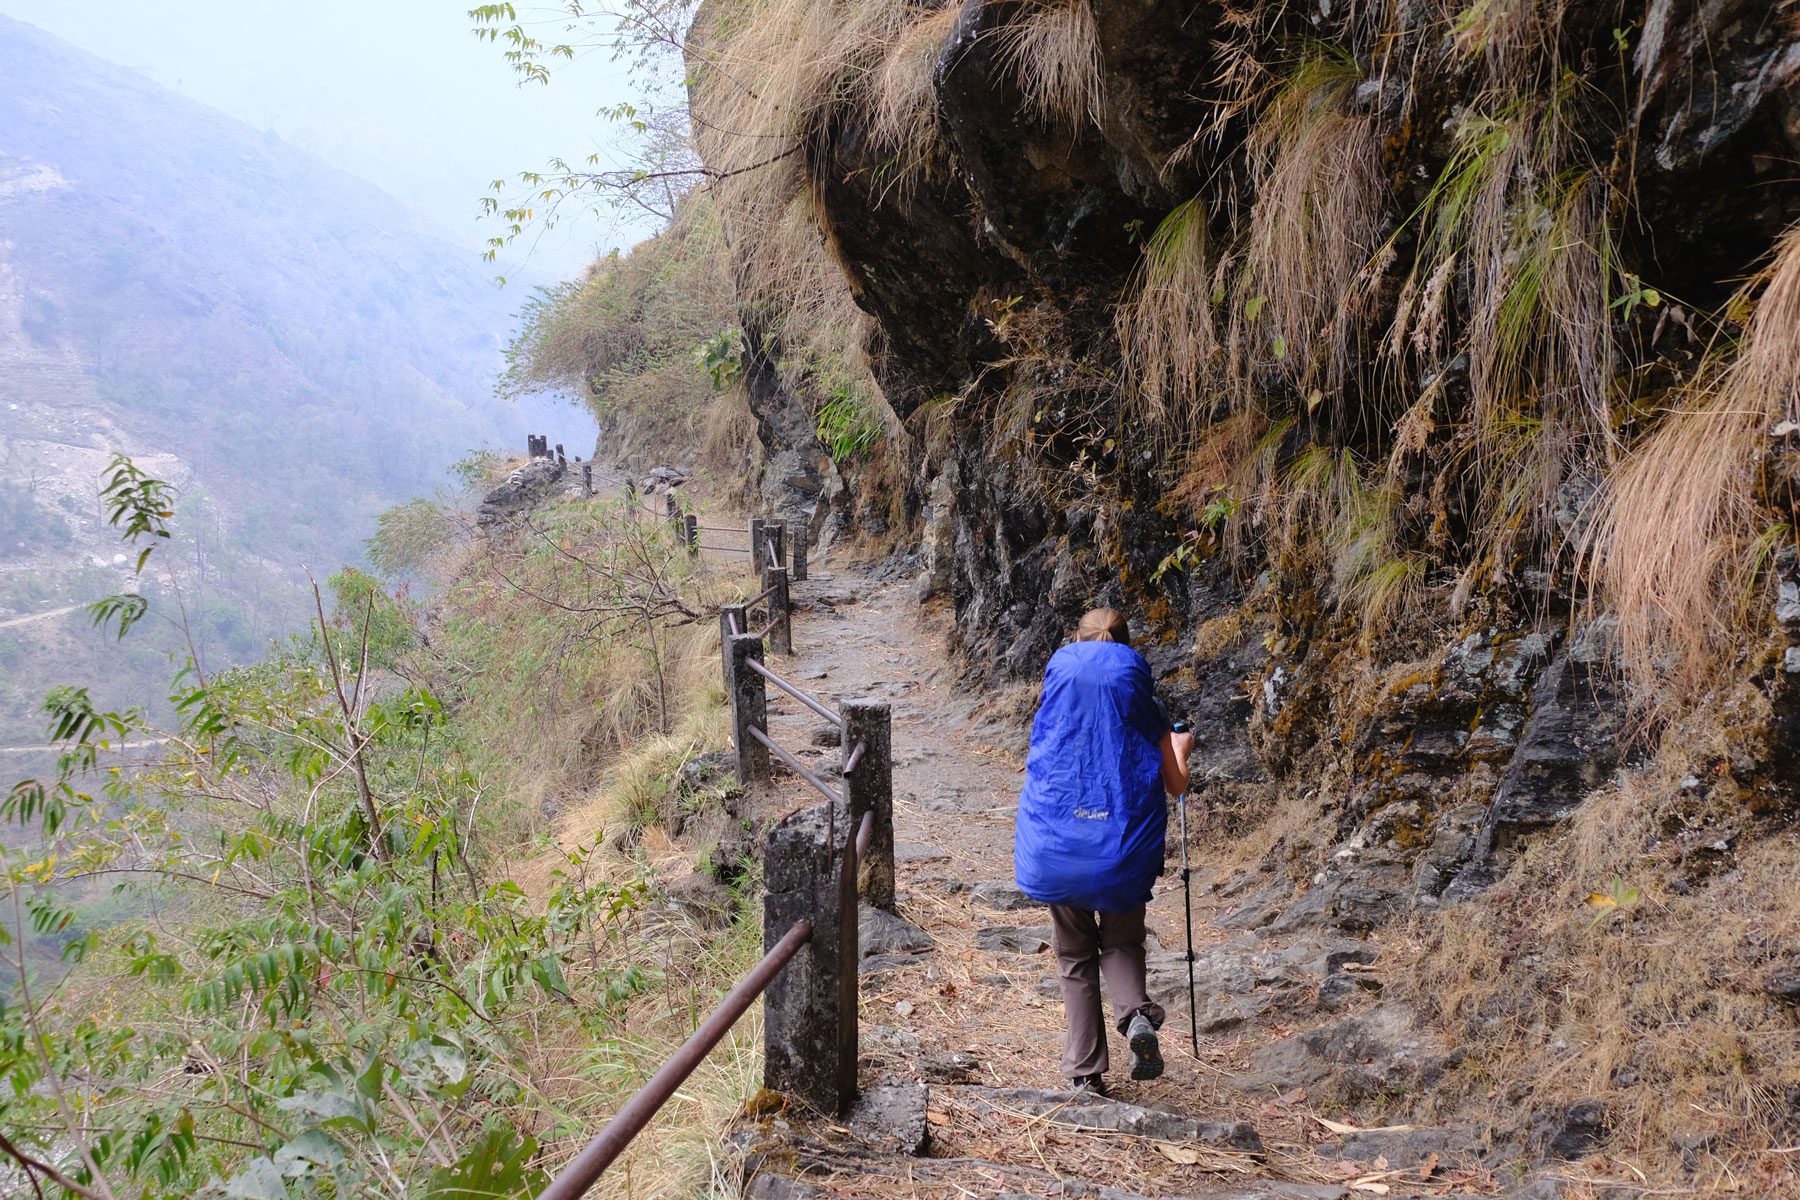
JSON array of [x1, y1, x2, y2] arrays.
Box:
[[1014, 608, 1193, 1094]]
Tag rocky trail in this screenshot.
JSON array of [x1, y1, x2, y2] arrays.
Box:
[[721, 562, 1536, 1200]]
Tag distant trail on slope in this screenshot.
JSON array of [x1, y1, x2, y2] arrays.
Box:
[[0, 603, 83, 629], [0, 736, 169, 755]]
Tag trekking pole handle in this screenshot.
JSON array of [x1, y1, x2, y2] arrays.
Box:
[[1170, 720, 1191, 799]]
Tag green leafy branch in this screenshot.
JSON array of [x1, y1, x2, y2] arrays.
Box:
[[1151, 490, 1242, 585], [87, 454, 175, 640]]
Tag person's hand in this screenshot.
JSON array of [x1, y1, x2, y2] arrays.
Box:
[[1171, 729, 1194, 766]]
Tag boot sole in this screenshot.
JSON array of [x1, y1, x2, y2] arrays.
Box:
[[1128, 1027, 1164, 1080]]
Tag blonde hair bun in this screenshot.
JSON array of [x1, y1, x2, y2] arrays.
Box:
[[1075, 608, 1131, 646]]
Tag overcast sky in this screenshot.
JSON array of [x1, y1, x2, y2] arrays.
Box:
[[0, 0, 646, 278]]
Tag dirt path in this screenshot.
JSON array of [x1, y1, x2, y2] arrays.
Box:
[[0, 602, 81, 629], [726, 564, 1489, 1199]]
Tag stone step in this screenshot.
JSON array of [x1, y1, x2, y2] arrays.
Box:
[[941, 1085, 1264, 1156]]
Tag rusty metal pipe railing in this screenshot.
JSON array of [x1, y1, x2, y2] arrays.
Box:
[[699, 544, 751, 554], [854, 808, 874, 863], [843, 740, 866, 775], [746, 581, 780, 608], [744, 659, 842, 726], [746, 725, 845, 806], [535, 918, 814, 1200]]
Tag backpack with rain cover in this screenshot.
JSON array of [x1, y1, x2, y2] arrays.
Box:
[[1014, 640, 1169, 913]]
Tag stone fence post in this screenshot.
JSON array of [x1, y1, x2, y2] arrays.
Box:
[[728, 633, 769, 785], [843, 700, 894, 912], [767, 520, 786, 570], [719, 603, 746, 692], [749, 517, 767, 574], [763, 566, 791, 656], [763, 798, 858, 1115]]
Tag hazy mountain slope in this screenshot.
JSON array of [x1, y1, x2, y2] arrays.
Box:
[[0, 14, 578, 742]]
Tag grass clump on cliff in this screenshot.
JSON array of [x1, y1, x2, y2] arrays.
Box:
[[998, 0, 1103, 128], [1587, 225, 1800, 699]]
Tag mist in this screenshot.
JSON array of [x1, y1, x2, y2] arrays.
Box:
[[0, 0, 647, 279]]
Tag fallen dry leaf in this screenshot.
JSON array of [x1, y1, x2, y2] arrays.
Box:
[[1372, 1155, 1389, 1170], [926, 1111, 950, 1126], [1420, 1151, 1439, 1179], [1155, 1142, 1203, 1165], [1313, 1116, 1419, 1136], [1349, 1184, 1390, 1195]]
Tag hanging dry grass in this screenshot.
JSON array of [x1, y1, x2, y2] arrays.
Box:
[[687, 0, 906, 455], [1230, 56, 1384, 410], [1384, 90, 1618, 562], [689, 0, 907, 255], [1586, 221, 1800, 696], [866, 3, 961, 185], [1116, 198, 1226, 444], [996, 0, 1103, 128], [1444, 0, 1570, 89]]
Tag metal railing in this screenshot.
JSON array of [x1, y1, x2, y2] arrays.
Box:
[[532, 528, 893, 1200], [605, 468, 805, 579], [536, 919, 815, 1200], [674, 509, 806, 580]]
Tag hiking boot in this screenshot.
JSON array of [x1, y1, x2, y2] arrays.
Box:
[[1071, 1073, 1106, 1096], [1127, 1013, 1164, 1080]]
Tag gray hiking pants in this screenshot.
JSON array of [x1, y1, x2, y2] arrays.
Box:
[[1049, 904, 1165, 1078]]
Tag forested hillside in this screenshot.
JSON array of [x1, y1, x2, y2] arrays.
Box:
[[0, 14, 580, 745]]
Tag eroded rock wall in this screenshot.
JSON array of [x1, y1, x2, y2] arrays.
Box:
[[694, 0, 1800, 920]]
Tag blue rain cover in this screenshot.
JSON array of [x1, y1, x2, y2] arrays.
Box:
[[1014, 640, 1170, 913]]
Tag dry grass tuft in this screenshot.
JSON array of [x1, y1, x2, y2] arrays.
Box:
[[1116, 198, 1225, 443], [1587, 221, 1800, 695], [688, 0, 902, 456], [1229, 56, 1384, 412], [997, 0, 1103, 128], [866, 3, 961, 184]]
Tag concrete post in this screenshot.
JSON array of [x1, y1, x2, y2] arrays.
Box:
[[768, 520, 786, 569], [556, 443, 567, 465], [581, 464, 593, 495], [684, 514, 699, 556], [728, 633, 768, 785], [843, 700, 894, 912], [764, 566, 791, 656], [719, 604, 746, 693], [792, 525, 808, 582], [763, 798, 858, 1115], [748, 518, 766, 574]]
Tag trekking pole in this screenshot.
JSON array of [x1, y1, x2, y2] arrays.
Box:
[[1173, 719, 1199, 1059]]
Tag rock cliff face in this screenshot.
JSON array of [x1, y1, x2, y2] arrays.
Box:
[[694, 0, 1800, 932]]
